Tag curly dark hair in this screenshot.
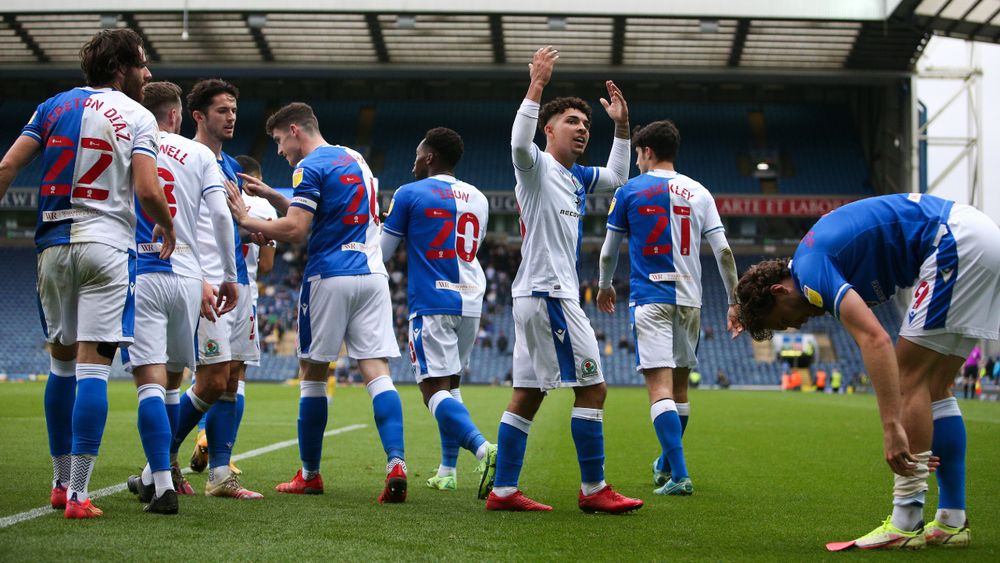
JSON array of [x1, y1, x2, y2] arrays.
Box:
[[186, 78, 239, 117], [423, 127, 464, 168], [79, 29, 146, 87], [735, 258, 791, 341], [538, 96, 592, 131], [632, 120, 681, 162]]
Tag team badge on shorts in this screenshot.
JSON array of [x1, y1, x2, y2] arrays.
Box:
[[205, 340, 220, 357], [581, 358, 598, 376]]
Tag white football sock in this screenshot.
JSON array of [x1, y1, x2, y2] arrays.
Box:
[[581, 481, 607, 496], [141, 463, 153, 486], [935, 508, 967, 528], [152, 470, 173, 497], [492, 486, 517, 498], [475, 441, 490, 461], [436, 465, 456, 478]]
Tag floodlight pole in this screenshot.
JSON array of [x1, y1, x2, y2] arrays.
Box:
[[914, 42, 983, 209]]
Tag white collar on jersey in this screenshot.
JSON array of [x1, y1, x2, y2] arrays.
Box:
[[429, 173, 457, 183], [647, 168, 678, 178]]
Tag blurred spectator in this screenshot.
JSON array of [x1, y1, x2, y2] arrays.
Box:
[[716, 368, 730, 389], [496, 331, 509, 354]]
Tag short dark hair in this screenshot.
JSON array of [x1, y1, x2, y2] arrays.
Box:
[[79, 29, 146, 87], [141, 81, 182, 122], [234, 155, 262, 178], [186, 78, 239, 117], [265, 102, 319, 135], [423, 127, 464, 168], [632, 120, 681, 162], [538, 97, 592, 132], [735, 258, 792, 341]]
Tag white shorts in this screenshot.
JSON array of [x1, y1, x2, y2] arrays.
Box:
[[36, 242, 135, 346], [297, 274, 400, 363], [197, 283, 255, 366], [123, 273, 201, 372], [631, 303, 700, 371], [229, 283, 259, 363], [409, 315, 479, 382], [512, 296, 604, 390], [899, 204, 1000, 355]]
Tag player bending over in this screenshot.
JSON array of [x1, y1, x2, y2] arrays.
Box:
[[597, 119, 739, 497], [227, 102, 408, 503], [380, 127, 497, 493], [484, 46, 643, 514], [733, 193, 999, 550]]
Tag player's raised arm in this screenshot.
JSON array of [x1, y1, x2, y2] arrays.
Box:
[[0, 136, 40, 200], [512, 46, 558, 171], [590, 81, 631, 192], [838, 289, 914, 477]]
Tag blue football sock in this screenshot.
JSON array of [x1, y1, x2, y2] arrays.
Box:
[[171, 387, 211, 455], [206, 394, 237, 471], [651, 399, 688, 480], [165, 389, 180, 439], [234, 381, 245, 449], [571, 407, 606, 486], [368, 376, 405, 462], [72, 364, 110, 456], [298, 381, 328, 473], [430, 390, 487, 456], [136, 384, 171, 473], [495, 411, 531, 489], [932, 397, 966, 510], [45, 359, 76, 459], [659, 402, 690, 472]]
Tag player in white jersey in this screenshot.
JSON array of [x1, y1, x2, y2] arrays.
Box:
[[596, 119, 740, 497], [228, 103, 407, 504], [164, 79, 262, 500], [380, 128, 496, 493], [0, 29, 176, 519], [120, 82, 240, 513], [485, 46, 643, 514]]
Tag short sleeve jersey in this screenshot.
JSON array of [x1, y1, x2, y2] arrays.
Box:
[[135, 131, 224, 279], [288, 145, 386, 279], [606, 169, 725, 307], [383, 174, 489, 318], [196, 151, 249, 285], [511, 150, 603, 300], [22, 87, 159, 253], [790, 193, 954, 319]]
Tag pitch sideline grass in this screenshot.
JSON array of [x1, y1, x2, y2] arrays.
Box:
[[0, 381, 997, 561]]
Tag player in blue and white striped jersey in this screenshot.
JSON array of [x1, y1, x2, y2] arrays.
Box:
[[227, 102, 407, 503], [0, 29, 176, 518], [380, 127, 496, 493], [597, 120, 739, 498]]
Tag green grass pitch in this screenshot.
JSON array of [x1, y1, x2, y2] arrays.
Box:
[[0, 381, 997, 561]]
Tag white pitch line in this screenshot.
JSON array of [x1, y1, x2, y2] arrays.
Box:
[[0, 423, 367, 529]]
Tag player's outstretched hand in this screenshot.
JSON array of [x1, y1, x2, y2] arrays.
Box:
[[884, 422, 917, 476], [224, 179, 248, 224], [727, 304, 743, 339], [237, 172, 274, 199], [600, 80, 628, 125], [529, 46, 559, 86], [217, 281, 239, 316], [200, 280, 220, 322], [597, 287, 616, 314], [152, 223, 176, 260]]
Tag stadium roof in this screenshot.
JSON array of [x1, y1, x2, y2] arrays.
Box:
[[0, 1, 993, 75]]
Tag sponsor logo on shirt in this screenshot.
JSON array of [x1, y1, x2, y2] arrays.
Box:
[[804, 285, 824, 308], [435, 280, 481, 293], [41, 208, 100, 222], [341, 242, 372, 252], [649, 272, 693, 282]]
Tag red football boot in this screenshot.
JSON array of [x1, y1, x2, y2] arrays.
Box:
[[276, 469, 324, 494], [64, 495, 104, 519], [486, 490, 553, 512], [378, 463, 407, 504], [578, 484, 644, 514], [50, 484, 67, 509]]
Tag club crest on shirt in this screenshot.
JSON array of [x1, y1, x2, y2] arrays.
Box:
[[292, 168, 304, 188], [804, 286, 823, 308]]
